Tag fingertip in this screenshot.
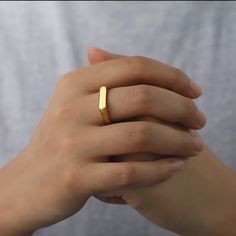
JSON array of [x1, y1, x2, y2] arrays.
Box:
[[87, 46, 97, 55], [190, 130, 205, 154], [155, 158, 185, 183], [189, 80, 203, 98], [87, 46, 111, 64], [167, 158, 185, 173], [197, 110, 207, 128], [87, 46, 110, 55]]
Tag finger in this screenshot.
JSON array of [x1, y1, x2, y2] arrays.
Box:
[[84, 84, 206, 129], [87, 47, 202, 98], [88, 121, 204, 157], [94, 151, 159, 205], [86, 158, 184, 195], [87, 47, 124, 64], [68, 54, 202, 99]]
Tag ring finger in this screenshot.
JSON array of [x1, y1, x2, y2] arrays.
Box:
[[84, 84, 206, 129]]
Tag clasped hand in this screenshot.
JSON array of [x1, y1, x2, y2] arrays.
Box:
[[0, 47, 207, 236]]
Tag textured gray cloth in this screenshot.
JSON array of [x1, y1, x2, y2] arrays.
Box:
[[0, 1, 236, 236]]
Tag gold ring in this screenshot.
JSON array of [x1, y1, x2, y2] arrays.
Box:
[[99, 86, 111, 124]]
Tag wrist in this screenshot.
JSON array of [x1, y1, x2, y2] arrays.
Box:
[[202, 171, 236, 236], [0, 151, 38, 236], [182, 146, 236, 236]]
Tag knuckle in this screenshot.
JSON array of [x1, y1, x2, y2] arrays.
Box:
[[176, 132, 196, 156], [58, 72, 74, 87], [164, 128, 185, 155], [62, 165, 84, 193], [166, 164, 176, 178], [60, 137, 74, 152], [174, 136, 187, 156], [155, 164, 171, 182], [129, 55, 147, 65], [116, 164, 136, 187], [55, 106, 74, 123], [130, 85, 152, 105], [58, 69, 85, 88], [62, 166, 76, 190], [128, 122, 153, 149], [173, 67, 185, 79], [61, 71, 73, 81], [183, 98, 195, 117], [127, 56, 147, 75], [172, 67, 191, 91]]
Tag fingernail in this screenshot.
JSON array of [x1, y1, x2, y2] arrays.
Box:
[[88, 46, 108, 54], [198, 110, 207, 127], [189, 80, 202, 97], [168, 159, 184, 172], [191, 131, 204, 152], [87, 46, 98, 52]]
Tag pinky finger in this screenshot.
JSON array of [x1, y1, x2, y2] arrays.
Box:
[[87, 158, 185, 195]]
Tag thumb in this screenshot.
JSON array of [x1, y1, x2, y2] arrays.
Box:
[[87, 47, 127, 65]]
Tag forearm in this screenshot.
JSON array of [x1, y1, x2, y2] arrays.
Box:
[[123, 145, 236, 236]]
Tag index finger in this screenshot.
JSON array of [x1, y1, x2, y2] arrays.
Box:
[[67, 56, 202, 98]]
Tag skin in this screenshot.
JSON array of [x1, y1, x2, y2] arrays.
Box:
[[0, 49, 206, 236], [91, 48, 236, 236]]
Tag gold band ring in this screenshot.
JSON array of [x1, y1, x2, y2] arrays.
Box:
[[99, 86, 111, 124]]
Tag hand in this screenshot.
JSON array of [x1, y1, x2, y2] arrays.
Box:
[[89, 49, 236, 235], [122, 146, 236, 236], [87, 47, 206, 204], [0, 50, 205, 236]]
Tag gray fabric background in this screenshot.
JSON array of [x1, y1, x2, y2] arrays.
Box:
[[0, 1, 236, 236]]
